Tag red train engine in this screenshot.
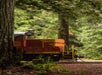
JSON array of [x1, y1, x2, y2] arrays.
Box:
[[13, 31, 66, 60]]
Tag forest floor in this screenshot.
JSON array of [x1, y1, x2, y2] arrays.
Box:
[[0, 59, 102, 75], [59, 59, 102, 75]]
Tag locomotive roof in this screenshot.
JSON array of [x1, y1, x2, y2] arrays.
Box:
[[14, 32, 25, 35], [14, 32, 25, 38]]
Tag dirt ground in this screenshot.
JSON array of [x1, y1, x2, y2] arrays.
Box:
[[59, 59, 102, 75], [0, 59, 102, 75]]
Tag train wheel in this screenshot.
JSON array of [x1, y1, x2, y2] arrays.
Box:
[[52, 54, 61, 61], [43, 55, 53, 63]]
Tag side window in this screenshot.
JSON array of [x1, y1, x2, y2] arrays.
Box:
[[25, 30, 34, 40]]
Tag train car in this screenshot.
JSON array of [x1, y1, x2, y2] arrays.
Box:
[[14, 31, 66, 60]]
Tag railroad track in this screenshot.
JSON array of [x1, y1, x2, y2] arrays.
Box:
[[57, 62, 102, 64], [57, 59, 102, 64]]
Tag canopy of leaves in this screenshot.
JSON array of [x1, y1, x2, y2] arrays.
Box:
[[14, 8, 58, 38], [15, 0, 102, 59]]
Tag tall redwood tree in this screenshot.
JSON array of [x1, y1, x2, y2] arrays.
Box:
[[0, 0, 15, 66], [58, 13, 69, 49]]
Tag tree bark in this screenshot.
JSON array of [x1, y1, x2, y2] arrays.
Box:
[[0, 0, 15, 66], [58, 13, 69, 49]]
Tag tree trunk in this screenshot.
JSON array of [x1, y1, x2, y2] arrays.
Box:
[[58, 13, 69, 50], [0, 0, 15, 66]]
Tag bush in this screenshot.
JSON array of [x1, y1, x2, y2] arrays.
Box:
[[22, 57, 60, 74], [22, 61, 34, 69], [32, 59, 45, 64]]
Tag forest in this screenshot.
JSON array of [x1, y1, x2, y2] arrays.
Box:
[[0, 0, 102, 75], [0, 0, 102, 73], [15, 0, 102, 59]]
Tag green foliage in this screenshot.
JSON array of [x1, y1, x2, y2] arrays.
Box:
[[14, 8, 58, 38], [22, 57, 60, 74], [15, 0, 102, 59], [22, 61, 34, 69], [68, 0, 102, 59], [76, 12, 102, 58]]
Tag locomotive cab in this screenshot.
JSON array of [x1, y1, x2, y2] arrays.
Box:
[[14, 32, 26, 47], [13, 32, 26, 60]]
